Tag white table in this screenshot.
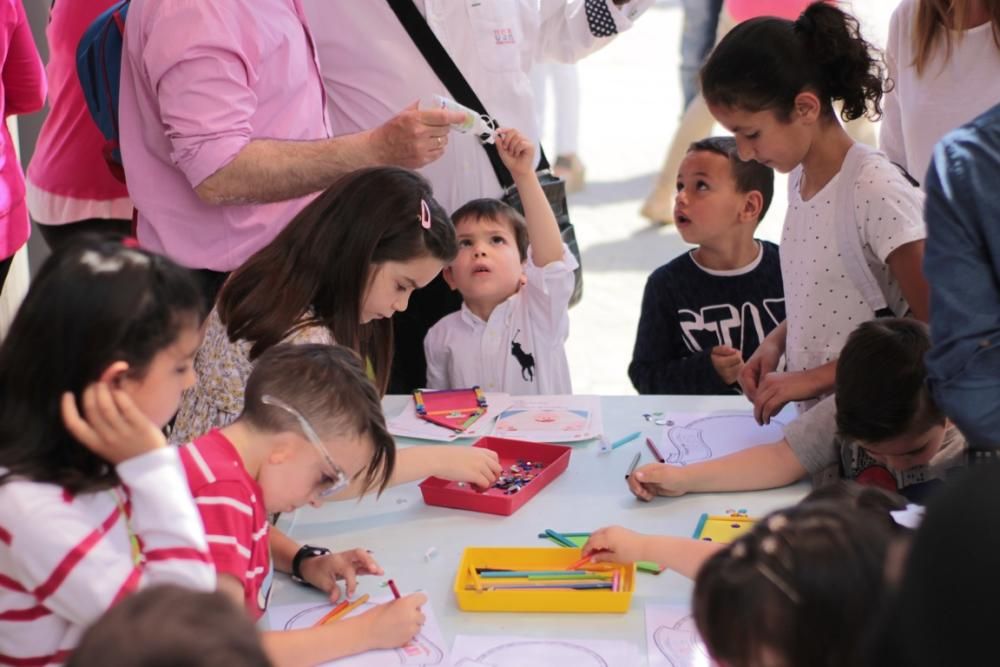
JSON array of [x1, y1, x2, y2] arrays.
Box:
[[269, 395, 807, 664]]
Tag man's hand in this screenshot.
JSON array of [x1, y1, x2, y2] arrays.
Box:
[[369, 102, 466, 169]]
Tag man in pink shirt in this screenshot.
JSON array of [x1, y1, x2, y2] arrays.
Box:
[[119, 0, 462, 302]]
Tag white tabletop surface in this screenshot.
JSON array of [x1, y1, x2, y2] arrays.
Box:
[[268, 395, 808, 663]]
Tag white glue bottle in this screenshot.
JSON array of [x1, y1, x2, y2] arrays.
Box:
[[419, 94, 497, 143]]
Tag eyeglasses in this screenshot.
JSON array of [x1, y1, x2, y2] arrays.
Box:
[[260, 394, 349, 498]]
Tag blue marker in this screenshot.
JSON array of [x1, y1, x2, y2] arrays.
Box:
[[610, 431, 641, 450]]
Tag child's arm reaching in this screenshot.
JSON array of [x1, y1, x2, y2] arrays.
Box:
[[739, 320, 786, 400], [627, 439, 807, 501], [886, 240, 929, 322], [332, 446, 503, 499], [750, 361, 836, 426], [258, 593, 428, 667], [582, 526, 725, 580], [496, 128, 563, 267]]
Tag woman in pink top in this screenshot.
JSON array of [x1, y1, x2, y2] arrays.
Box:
[[726, 0, 813, 23], [25, 0, 132, 254], [0, 0, 45, 294]]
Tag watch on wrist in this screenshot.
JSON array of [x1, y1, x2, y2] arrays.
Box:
[[291, 544, 331, 585]]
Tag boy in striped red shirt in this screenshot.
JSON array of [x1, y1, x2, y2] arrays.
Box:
[[180, 344, 436, 665]]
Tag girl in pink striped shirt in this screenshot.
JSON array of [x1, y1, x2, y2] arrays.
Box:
[[0, 240, 216, 666]]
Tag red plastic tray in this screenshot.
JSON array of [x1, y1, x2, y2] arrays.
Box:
[[419, 437, 571, 516]]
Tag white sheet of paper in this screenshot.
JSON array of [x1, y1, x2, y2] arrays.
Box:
[[265, 595, 449, 666], [657, 406, 795, 465], [388, 392, 512, 442], [451, 634, 640, 667], [644, 603, 711, 667], [490, 395, 603, 443]]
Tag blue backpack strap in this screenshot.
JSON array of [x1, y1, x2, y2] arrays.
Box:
[[76, 0, 130, 183]]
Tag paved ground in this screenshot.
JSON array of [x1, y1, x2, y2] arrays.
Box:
[[548, 0, 894, 395]]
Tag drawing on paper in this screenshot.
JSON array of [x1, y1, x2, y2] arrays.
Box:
[[493, 409, 594, 443], [662, 411, 788, 466], [652, 614, 710, 667], [280, 601, 445, 666], [453, 640, 609, 667]]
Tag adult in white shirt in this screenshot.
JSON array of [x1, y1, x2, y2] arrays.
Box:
[[880, 0, 1000, 184], [301, 0, 653, 392]]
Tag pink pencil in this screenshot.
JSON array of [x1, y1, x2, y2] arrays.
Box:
[[646, 438, 666, 463], [612, 570, 620, 592]]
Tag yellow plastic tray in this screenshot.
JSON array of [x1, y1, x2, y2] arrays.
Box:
[[454, 547, 635, 613]]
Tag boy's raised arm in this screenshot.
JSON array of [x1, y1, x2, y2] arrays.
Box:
[[496, 128, 564, 267]]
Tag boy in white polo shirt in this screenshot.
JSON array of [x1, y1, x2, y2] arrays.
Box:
[[424, 127, 577, 394]]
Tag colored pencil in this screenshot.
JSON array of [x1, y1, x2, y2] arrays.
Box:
[[610, 431, 641, 450], [625, 452, 641, 479], [479, 569, 598, 578], [544, 529, 577, 548], [612, 570, 620, 593], [387, 579, 401, 600], [313, 598, 350, 627], [318, 593, 370, 625], [474, 582, 613, 591], [646, 438, 666, 463], [567, 554, 593, 570]]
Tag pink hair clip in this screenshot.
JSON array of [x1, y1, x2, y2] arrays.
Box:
[[419, 199, 431, 229]]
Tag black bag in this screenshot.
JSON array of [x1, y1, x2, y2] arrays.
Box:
[[501, 169, 582, 306], [386, 0, 583, 306]]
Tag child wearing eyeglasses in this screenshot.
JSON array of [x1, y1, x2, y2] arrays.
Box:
[[180, 343, 428, 666]]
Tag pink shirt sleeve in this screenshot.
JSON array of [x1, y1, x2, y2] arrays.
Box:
[[2, 0, 45, 117], [140, 2, 259, 187]]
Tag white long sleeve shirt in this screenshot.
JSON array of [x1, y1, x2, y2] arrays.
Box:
[[0, 448, 215, 666], [301, 0, 652, 213], [880, 0, 1000, 183]]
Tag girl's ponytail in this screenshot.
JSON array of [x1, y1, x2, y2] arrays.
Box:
[[702, 1, 885, 122], [793, 2, 885, 121]]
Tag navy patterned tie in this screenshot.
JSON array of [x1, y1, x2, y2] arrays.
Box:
[[586, 0, 619, 37]]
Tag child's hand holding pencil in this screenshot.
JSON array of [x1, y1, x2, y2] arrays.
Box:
[[582, 525, 651, 565], [356, 587, 427, 651], [626, 462, 690, 502]]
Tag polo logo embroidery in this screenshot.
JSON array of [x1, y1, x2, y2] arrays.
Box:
[[494, 28, 515, 45], [510, 329, 535, 382]]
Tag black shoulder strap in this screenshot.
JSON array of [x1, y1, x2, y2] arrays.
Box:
[[385, 0, 550, 190]]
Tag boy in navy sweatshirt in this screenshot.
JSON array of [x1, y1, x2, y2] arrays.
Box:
[[630, 137, 783, 394]]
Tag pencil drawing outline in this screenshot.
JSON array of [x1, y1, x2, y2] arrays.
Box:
[[664, 412, 786, 466]]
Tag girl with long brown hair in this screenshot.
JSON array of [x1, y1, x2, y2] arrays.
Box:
[[170, 166, 454, 444]]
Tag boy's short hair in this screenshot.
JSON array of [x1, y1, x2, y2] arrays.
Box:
[[451, 198, 529, 262], [242, 343, 396, 495], [835, 319, 944, 444], [67, 585, 271, 667], [687, 136, 775, 223]]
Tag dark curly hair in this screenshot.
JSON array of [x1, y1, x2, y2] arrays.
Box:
[[701, 1, 887, 123]]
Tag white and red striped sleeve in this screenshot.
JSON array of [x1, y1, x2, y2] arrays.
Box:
[[0, 447, 215, 628]]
